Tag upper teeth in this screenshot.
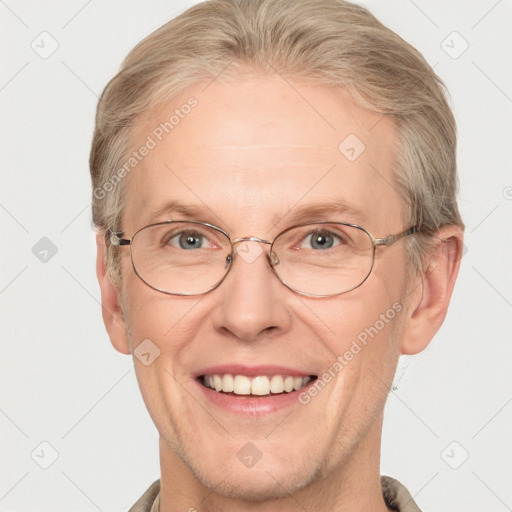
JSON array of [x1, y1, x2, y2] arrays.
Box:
[[203, 374, 312, 396]]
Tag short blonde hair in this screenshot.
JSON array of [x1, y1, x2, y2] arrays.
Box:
[[90, 0, 463, 286]]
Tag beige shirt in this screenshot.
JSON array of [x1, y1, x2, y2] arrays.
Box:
[[128, 476, 422, 511]]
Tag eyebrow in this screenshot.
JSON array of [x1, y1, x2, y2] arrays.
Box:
[[276, 200, 366, 227], [148, 200, 215, 223], [145, 199, 366, 229]]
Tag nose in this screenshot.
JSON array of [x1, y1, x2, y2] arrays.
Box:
[[211, 239, 291, 343]]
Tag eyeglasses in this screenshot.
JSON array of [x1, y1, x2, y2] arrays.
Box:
[[109, 221, 418, 297]]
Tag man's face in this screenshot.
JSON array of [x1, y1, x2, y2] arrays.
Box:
[[117, 76, 410, 498]]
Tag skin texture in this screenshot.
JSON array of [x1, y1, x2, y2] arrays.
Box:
[[96, 75, 463, 511]]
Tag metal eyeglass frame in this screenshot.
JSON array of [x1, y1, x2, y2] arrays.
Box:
[[109, 221, 419, 298]]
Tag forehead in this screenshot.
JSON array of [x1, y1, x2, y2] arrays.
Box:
[[123, 76, 403, 235]]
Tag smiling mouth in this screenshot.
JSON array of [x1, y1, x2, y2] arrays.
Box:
[[199, 373, 317, 396]]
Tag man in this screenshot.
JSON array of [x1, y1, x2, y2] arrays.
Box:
[[90, 0, 464, 510]]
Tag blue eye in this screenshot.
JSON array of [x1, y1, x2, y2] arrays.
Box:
[[301, 230, 341, 250], [167, 231, 212, 250], [179, 233, 202, 249]]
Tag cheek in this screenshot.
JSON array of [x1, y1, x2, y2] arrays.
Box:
[[120, 251, 194, 341], [301, 261, 406, 400], [305, 288, 404, 355], [124, 289, 201, 357], [122, 286, 204, 437], [120, 266, 198, 395]]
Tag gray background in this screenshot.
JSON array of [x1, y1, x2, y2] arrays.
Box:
[[1, 1, 511, 510]]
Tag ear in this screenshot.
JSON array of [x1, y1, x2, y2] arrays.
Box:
[[96, 233, 131, 355], [401, 225, 464, 355]]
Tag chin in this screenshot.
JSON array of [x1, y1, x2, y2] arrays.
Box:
[[202, 467, 319, 502], [181, 444, 324, 502]]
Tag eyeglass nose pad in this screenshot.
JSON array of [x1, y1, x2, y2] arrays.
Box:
[[269, 251, 280, 266]]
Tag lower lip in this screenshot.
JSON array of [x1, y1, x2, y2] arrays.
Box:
[[195, 379, 314, 415]]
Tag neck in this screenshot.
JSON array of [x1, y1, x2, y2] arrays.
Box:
[[158, 418, 391, 512]]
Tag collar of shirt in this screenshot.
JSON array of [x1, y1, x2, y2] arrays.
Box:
[[128, 475, 423, 512]]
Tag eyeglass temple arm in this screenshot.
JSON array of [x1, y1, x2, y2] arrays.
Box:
[[109, 231, 131, 246], [373, 226, 419, 247]]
